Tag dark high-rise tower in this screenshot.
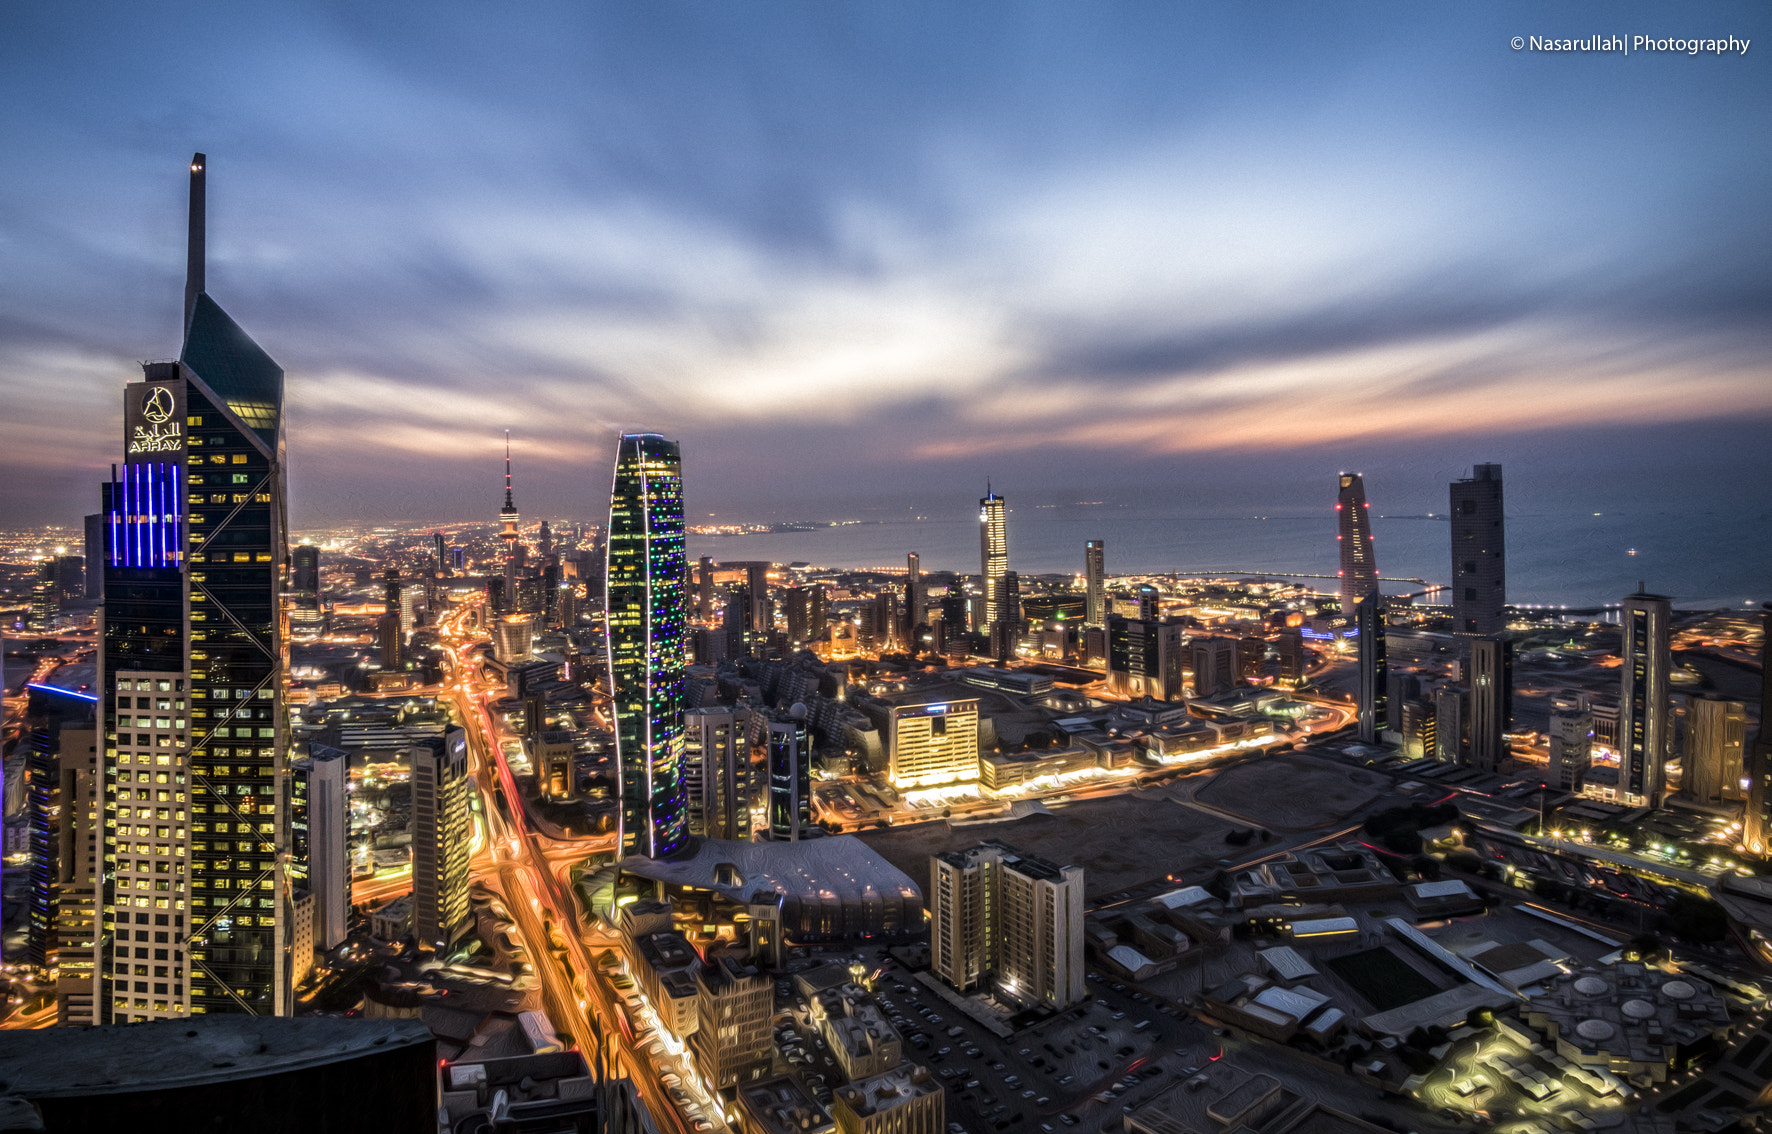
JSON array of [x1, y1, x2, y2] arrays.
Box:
[[1084, 540, 1106, 629], [1355, 593, 1386, 744], [1619, 586, 1673, 807], [605, 433, 689, 859], [906, 552, 923, 640], [1467, 635, 1513, 772], [1336, 473, 1379, 613], [1743, 603, 1772, 857], [1450, 464, 1506, 635], [99, 153, 290, 1022]]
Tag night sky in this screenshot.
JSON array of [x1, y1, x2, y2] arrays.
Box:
[[3, 1, 1770, 529]]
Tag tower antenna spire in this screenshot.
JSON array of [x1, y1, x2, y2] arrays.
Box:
[[502, 430, 516, 513], [184, 153, 207, 332]]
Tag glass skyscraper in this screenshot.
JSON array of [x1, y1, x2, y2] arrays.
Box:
[[605, 433, 690, 859], [979, 488, 1008, 631], [99, 154, 289, 1022]]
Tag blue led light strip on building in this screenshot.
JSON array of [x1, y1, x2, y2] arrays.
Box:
[[109, 462, 183, 569]]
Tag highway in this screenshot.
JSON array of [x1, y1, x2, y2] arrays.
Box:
[[435, 606, 724, 1134]]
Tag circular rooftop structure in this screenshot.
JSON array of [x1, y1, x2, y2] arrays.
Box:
[[1621, 999, 1657, 1021], [1661, 980, 1697, 1000], [1575, 1018, 1616, 1043], [1572, 976, 1609, 996]]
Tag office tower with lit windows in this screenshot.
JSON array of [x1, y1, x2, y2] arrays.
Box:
[[412, 728, 472, 950], [23, 685, 95, 973], [698, 555, 715, 622], [684, 705, 753, 842], [1547, 693, 1593, 792], [1236, 636, 1266, 684], [1336, 474, 1379, 613], [1619, 588, 1673, 806], [606, 433, 690, 859], [1277, 628, 1307, 688], [1468, 635, 1512, 772], [432, 531, 449, 578], [1084, 541, 1106, 628], [979, 488, 1008, 634], [1107, 618, 1186, 701], [289, 743, 349, 953], [765, 708, 814, 842], [1744, 604, 1772, 857], [1450, 464, 1506, 635], [98, 154, 291, 1023], [1355, 594, 1386, 744]]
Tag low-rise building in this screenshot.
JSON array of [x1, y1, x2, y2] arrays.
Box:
[[816, 991, 903, 1081], [633, 931, 703, 1039], [738, 1075, 835, 1134], [830, 1064, 944, 1134], [692, 952, 775, 1089], [1521, 965, 1732, 1084]]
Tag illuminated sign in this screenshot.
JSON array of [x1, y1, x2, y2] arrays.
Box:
[[125, 381, 185, 457]]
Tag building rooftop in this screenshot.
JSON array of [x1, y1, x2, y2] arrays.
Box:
[[738, 1075, 835, 1134], [833, 1063, 941, 1117], [620, 834, 922, 907], [0, 1016, 432, 1099]]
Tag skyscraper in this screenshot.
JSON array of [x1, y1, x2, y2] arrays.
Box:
[[1336, 474, 1379, 613], [1619, 587, 1673, 806], [1084, 541, 1105, 629], [1679, 695, 1745, 806], [698, 555, 715, 622], [412, 728, 472, 950], [905, 552, 923, 638], [606, 433, 690, 859], [766, 708, 814, 842], [1743, 604, 1772, 857], [1355, 593, 1387, 745], [1450, 464, 1506, 635], [290, 743, 349, 953], [99, 154, 291, 1023], [929, 842, 1083, 1010], [291, 543, 319, 599], [1547, 693, 1593, 792], [979, 488, 1008, 633], [1468, 635, 1512, 772], [683, 705, 752, 842]]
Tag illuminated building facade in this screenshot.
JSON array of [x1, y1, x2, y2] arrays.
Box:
[[606, 433, 690, 859], [929, 841, 1083, 1009], [979, 488, 1008, 634], [1619, 588, 1672, 806], [99, 154, 290, 1022], [1450, 463, 1507, 635], [1335, 473, 1378, 613], [888, 697, 980, 789], [412, 728, 472, 949], [1084, 540, 1105, 629]]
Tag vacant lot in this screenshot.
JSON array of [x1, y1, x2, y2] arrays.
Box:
[[1194, 752, 1388, 830], [857, 793, 1240, 900]]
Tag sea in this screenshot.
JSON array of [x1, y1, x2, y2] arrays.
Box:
[[688, 505, 1769, 611]]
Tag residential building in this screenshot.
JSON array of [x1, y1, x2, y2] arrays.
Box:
[[1084, 540, 1106, 628], [289, 742, 349, 953], [684, 705, 752, 842], [767, 709, 815, 842], [979, 489, 1008, 635], [830, 1065, 944, 1134], [412, 728, 472, 950], [929, 841, 1084, 1009], [1547, 693, 1593, 792], [1355, 593, 1386, 745]]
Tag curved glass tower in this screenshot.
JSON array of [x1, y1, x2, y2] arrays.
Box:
[[1336, 473, 1378, 613], [605, 433, 689, 859]]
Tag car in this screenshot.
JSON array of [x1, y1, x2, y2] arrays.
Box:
[[1021, 1090, 1036, 1099], [965, 1080, 981, 1090], [939, 1047, 952, 1056], [1058, 1076, 1073, 1086], [1036, 1098, 1049, 1106], [1112, 1012, 1125, 1020], [1060, 1116, 1078, 1127]]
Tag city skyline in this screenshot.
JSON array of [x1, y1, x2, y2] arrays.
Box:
[[2, 2, 1770, 531]]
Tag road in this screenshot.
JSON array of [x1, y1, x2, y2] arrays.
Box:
[[436, 608, 716, 1134]]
